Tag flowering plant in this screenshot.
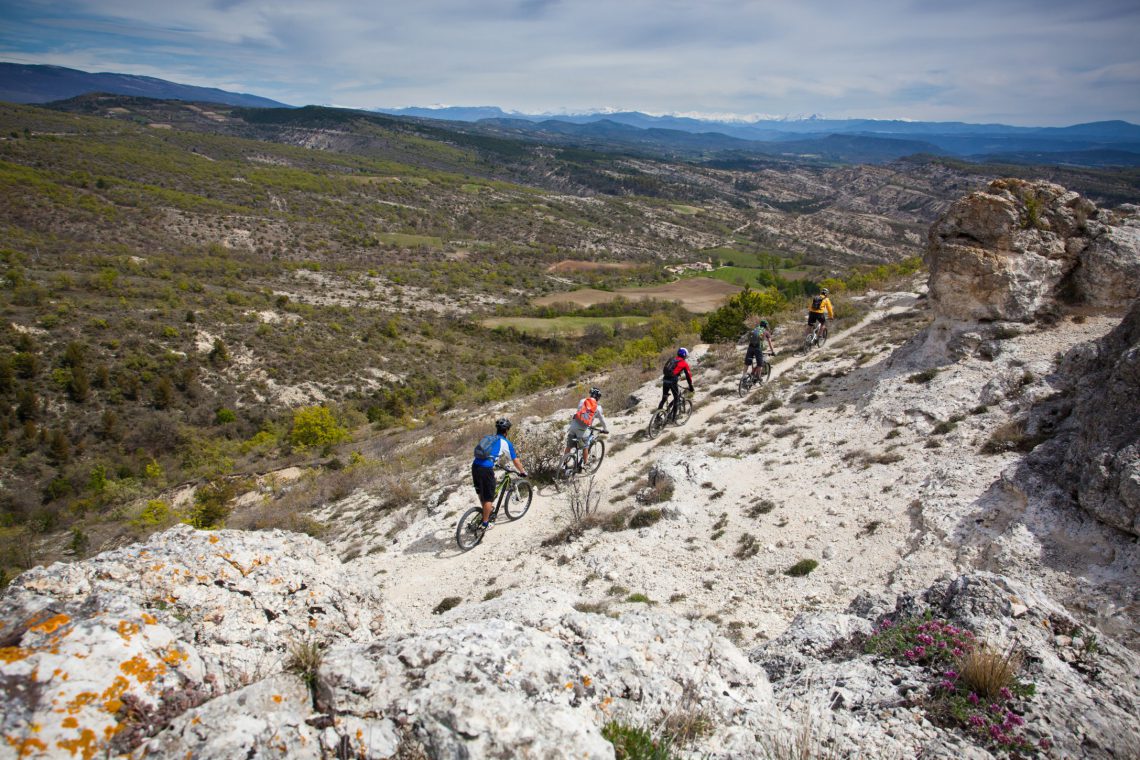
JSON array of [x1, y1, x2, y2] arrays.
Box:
[[867, 614, 1045, 756]]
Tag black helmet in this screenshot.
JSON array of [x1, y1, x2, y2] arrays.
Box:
[[589, 387, 602, 400], [759, 319, 769, 328], [495, 417, 512, 434]]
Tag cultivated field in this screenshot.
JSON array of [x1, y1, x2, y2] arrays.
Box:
[[545, 260, 642, 273], [533, 277, 741, 313], [480, 315, 651, 336]]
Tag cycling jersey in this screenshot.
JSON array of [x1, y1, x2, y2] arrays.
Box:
[[472, 434, 517, 469], [809, 295, 834, 319], [664, 357, 693, 387]]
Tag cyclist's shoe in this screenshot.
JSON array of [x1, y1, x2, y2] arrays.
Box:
[[481, 520, 494, 530]]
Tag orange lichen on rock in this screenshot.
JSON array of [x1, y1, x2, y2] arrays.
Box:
[[29, 614, 71, 635], [208, 535, 219, 544], [5, 734, 48, 758], [161, 647, 188, 667], [116, 620, 139, 642], [141, 613, 157, 625], [61, 717, 78, 729], [272, 694, 283, 703], [121, 654, 165, 684], [101, 675, 130, 713], [65, 692, 98, 715], [0, 646, 30, 664], [55, 727, 99, 760]]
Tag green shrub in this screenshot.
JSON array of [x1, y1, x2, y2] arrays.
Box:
[[132, 499, 174, 528], [784, 559, 818, 576], [629, 508, 663, 529], [290, 405, 349, 451], [432, 596, 462, 615], [907, 368, 939, 384], [602, 722, 676, 760]]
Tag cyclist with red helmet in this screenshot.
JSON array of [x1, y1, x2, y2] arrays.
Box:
[[658, 348, 695, 421]]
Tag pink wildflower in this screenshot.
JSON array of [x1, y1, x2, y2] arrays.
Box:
[[1000, 687, 1013, 700], [969, 715, 986, 727], [968, 692, 980, 705]]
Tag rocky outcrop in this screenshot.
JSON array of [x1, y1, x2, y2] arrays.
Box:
[[1030, 300, 1140, 535], [0, 525, 383, 759], [926, 179, 1140, 322], [753, 573, 1140, 759]]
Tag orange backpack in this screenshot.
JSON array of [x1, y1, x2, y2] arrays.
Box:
[[574, 397, 598, 425]]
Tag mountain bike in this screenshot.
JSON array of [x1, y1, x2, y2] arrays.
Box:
[[798, 322, 827, 355], [455, 466, 533, 551], [738, 352, 774, 397], [647, 390, 693, 439], [558, 427, 607, 480]]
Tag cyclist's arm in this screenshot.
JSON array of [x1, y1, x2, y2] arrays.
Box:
[[511, 456, 527, 477], [682, 366, 694, 392], [825, 299, 834, 319], [594, 409, 609, 433], [765, 333, 775, 352]]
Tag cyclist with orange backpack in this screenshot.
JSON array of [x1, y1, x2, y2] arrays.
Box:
[[564, 387, 608, 467]]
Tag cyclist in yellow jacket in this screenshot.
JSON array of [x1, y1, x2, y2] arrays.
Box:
[[807, 288, 834, 341]]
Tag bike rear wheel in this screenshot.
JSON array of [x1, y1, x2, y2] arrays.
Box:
[[455, 507, 485, 550], [584, 439, 605, 475], [504, 480, 533, 520], [558, 452, 578, 481], [647, 409, 668, 439], [671, 398, 693, 426]]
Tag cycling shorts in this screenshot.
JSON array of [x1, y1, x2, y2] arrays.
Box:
[[808, 312, 827, 326], [745, 344, 764, 366], [471, 464, 496, 503]]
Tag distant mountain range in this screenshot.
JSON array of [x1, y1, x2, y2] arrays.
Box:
[[0, 63, 290, 109], [3, 63, 1138, 167], [378, 106, 1140, 167]]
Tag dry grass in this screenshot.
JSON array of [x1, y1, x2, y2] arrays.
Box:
[[955, 644, 1023, 700]]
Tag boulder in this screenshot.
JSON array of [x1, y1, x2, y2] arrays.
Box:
[[926, 179, 1139, 322], [0, 525, 383, 758]]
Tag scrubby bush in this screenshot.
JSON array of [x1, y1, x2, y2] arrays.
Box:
[[289, 405, 349, 452]]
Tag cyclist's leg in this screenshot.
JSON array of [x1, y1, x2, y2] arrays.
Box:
[[472, 466, 497, 524], [668, 383, 681, 420], [657, 384, 671, 410]]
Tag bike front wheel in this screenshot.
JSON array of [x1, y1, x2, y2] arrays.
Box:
[[818, 329, 828, 347], [671, 398, 693, 426], [737, 373, 752, 397], [761, 360, 772, 383], [647, 410, 669, 439], [456, 507, 486, 551], [584, 438, 605, 475], [505, 480, 533, 520]]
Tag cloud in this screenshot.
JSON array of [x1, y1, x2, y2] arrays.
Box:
[[0, 0, 1136, 124]]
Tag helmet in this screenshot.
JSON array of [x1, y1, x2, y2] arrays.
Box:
[[589, 387, 602, 400], [677, 347, 689, 358], [495, 417, 512, 434], [820, 288, 830, 295], [759, 320, 769, 328]]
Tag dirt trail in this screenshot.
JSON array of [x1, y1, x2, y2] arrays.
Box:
[[377, 292, 921, 629]]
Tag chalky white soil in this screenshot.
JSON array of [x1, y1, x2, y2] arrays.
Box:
[[318, 287, 1133, 648]]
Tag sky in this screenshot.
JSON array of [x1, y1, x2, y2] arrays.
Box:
[[1, 0, 1139, 126]]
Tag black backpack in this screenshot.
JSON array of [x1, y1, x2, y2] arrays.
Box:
[[473, 434, 498, 460], [663, 357, 680, 378], [811, 295, 824, 311]]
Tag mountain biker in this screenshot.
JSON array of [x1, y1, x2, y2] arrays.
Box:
[[807, 288, 834, 341], [564, 387, 608, 467], [658, 348, 695, 420], [745, 320, 776, 379], [472, 417, 528, 529]]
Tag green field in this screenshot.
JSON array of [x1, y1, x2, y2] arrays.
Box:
[[377, 232, 444, 248], [481, 315, 651, 336]]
